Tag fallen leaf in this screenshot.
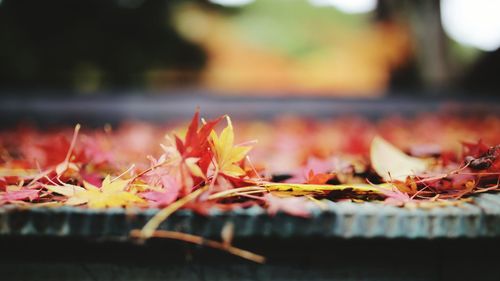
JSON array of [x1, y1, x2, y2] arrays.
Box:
[[176, 110, 222, 160], [142, 175, 182, 207], [259, 181, 390, 195], [285, 157, 332, 183], [44, 183, 86, 197], [0, 188, 39, 203], [371, 136, 430, 182], [211, 116, 252, 177], [62, 175, 144, 208]]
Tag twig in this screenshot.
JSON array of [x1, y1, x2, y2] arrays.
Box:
[[130, 229, 266, 264], [64, 124, 81, 164]]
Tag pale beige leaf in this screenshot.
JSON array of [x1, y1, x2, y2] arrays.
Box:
[[44, 184, 86, 197], [370, 136, 430, 182]]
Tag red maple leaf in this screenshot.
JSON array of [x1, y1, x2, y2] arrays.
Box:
[[33, 134, 86, 168], [175, 110, 223, 173]]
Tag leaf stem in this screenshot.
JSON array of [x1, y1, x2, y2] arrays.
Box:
[[207, 186, 266, 200]]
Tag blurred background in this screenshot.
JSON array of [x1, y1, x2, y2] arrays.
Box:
[[0, 0, 499, 98]]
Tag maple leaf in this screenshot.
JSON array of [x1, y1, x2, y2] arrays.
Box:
[[49, 175, 144, 208], [79, 134, 115, 166], [0, 188, 39, 204], [377, 186, 413, 206], [141, 175, 182, 207], [285, 157, 332, 183], [30, 125, 86, 170], [158, 142, 206, 195], [284, 157, 333, 184], [176, 110, 223, 160], [210, 116, 253, 177], [159, 110, 223, 194], [34, 135, 73, 167], [306, 171, 334, 184]]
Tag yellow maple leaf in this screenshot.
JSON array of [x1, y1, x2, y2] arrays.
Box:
[[62, 175, 144, 208], [210, 116, 252, 177]]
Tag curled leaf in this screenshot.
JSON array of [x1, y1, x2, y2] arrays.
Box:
[[370, 136, 430, 182], [260, 182, 390, 195], [44, 183, 86, 197]]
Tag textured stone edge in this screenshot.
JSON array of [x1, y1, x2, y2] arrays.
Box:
[[1, 193, 500, 239]]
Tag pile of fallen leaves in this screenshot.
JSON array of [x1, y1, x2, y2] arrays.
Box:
[[0, 111, 499, 229]]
